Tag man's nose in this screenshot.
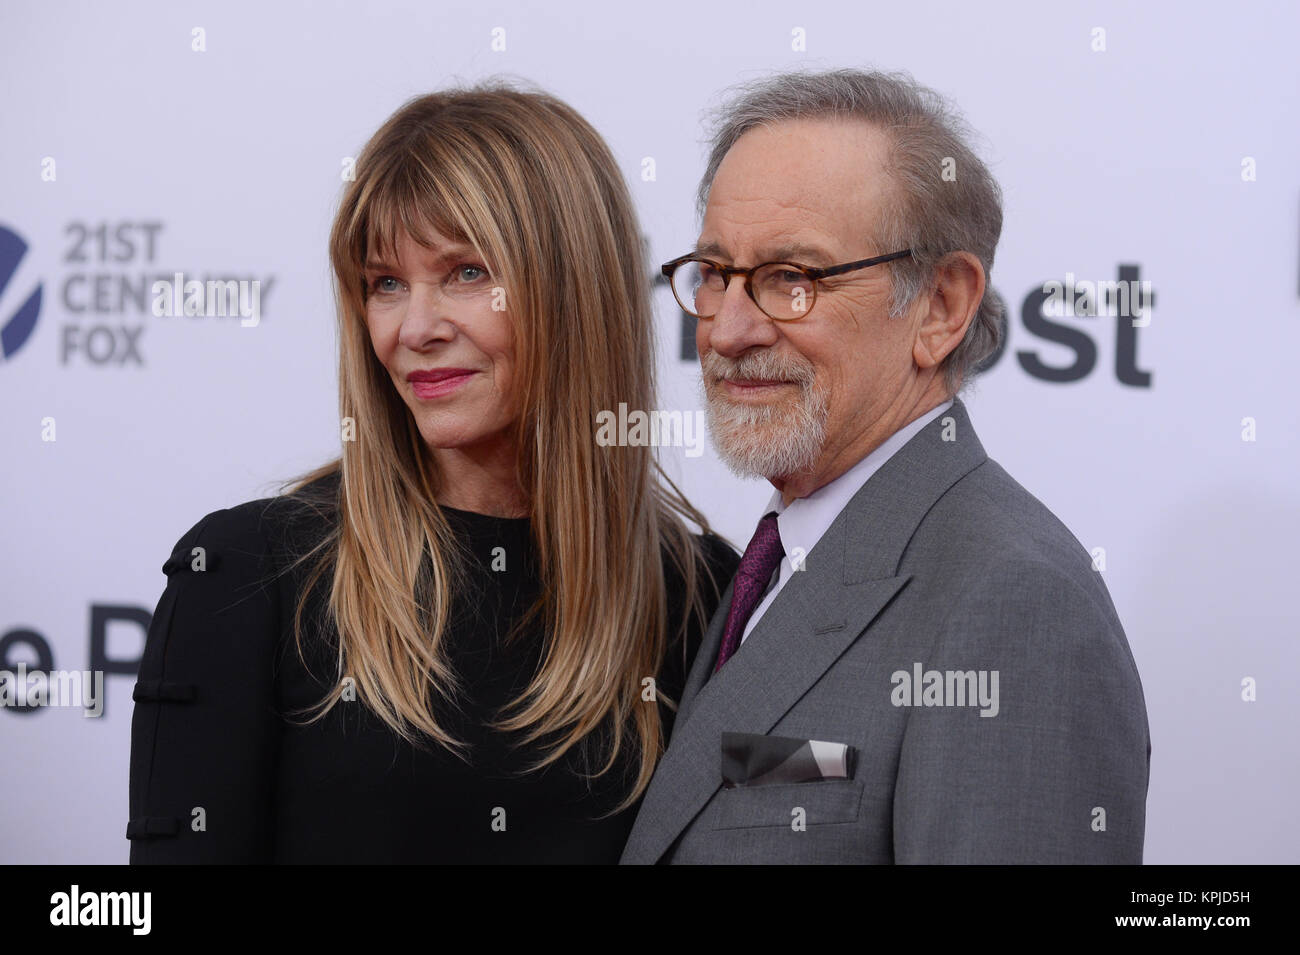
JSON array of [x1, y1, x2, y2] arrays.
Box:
[[705, 275, 780, 358]]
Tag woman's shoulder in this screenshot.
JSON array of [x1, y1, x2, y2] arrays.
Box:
[[159, 469, 341, 577], [657, 529, 738, 661], [657, 526, 739, 598], [688, 530, 740, 595], [699, 530, 740, 572], [132, 479, 343, 863]]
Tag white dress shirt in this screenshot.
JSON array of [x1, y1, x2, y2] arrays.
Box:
[[740, 399, 954, 644]]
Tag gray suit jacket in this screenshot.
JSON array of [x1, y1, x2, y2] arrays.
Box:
[[621, 397, 1150, 864]]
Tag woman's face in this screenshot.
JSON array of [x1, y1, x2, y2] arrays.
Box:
[[364, 227, 517, 458]]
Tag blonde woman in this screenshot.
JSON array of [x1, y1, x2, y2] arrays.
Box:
[[126, 83, 738, 863]]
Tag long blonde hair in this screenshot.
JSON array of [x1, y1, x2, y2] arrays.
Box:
[[279, 81, 721, 808]]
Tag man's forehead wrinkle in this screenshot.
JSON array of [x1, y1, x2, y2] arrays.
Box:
[[705, 188, 829, 231], [720, 123, 892, 203], [702, 195, 850, 263], [712, 168, 879, 225], [717, 191, 827, 219]]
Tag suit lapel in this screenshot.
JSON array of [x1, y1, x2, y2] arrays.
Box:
[[676, 577, 730, 727], [623, 398, 989, 864], [623, 540, 909, 863]]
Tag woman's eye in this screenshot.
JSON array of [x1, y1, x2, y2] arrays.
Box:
[[370, 276, 402, 294], [453, 264, 488, 284]]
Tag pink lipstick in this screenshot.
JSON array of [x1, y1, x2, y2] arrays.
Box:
[[407, 368, 477, 400]]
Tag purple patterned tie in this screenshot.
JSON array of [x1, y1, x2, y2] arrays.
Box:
[[714, 511, 784, 672]]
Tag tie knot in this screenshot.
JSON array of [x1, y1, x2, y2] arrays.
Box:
[[737, 511, 784, 582]]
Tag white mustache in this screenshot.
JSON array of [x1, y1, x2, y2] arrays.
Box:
[[702, 351, 815, 387]]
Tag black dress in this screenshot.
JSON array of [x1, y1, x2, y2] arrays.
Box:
[[127, 471, 737, 863]]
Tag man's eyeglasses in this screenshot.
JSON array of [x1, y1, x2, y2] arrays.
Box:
[[661, 249, 913, 321]]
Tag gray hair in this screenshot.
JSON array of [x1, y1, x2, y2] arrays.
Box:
[[697, 68, 1005, 397]]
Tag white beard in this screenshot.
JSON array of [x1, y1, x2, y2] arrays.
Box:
[[700, 352, 828, 480]]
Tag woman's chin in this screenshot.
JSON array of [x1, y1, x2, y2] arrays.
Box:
[[419, 426, 506, 454]]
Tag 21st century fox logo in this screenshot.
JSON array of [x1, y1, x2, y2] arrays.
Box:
[[0, 220, 275, 367]]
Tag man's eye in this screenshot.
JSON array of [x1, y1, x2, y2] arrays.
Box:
[[776, 269, 810, 287]]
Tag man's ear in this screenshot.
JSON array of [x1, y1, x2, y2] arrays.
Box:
[[912, 251, 985, 370]]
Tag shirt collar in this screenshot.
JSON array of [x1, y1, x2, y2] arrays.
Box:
[[764, 399, 955, 560]]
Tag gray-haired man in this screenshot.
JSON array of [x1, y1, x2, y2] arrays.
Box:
[[622, 69, 1150, 864]]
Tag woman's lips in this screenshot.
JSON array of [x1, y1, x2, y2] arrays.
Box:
[[409, 370, 477, 399]]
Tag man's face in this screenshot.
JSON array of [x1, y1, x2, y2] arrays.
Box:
[[696, 117, 923, 486]]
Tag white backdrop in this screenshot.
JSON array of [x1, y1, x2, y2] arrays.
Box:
[[2, 0, 1297, 864]]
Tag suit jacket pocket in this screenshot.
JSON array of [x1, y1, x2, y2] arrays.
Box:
[[709, 779, 864, 830]]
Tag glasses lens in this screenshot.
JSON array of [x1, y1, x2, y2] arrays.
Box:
[[671, 259, 726, 317], [754, 263, 815, 320]]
